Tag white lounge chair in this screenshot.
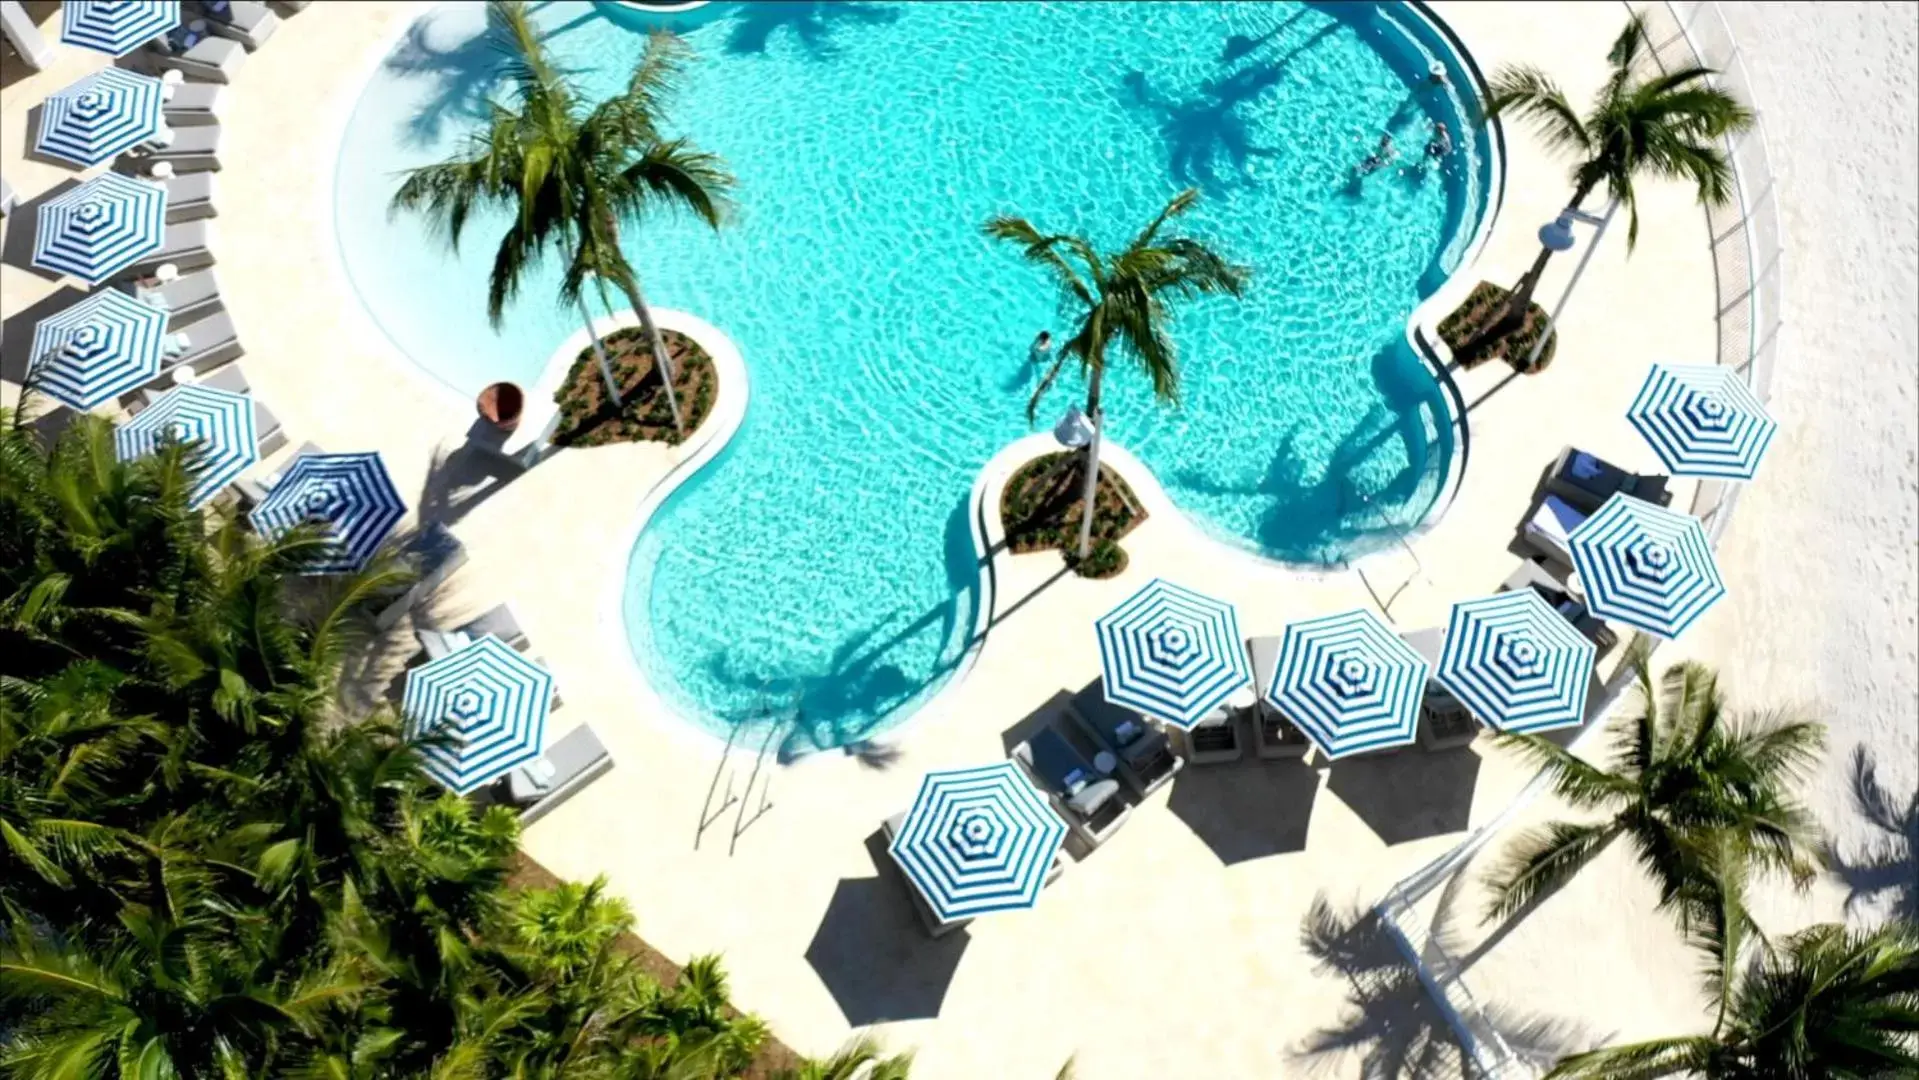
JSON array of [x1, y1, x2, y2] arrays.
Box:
[[133, 267, 222, 329], [231, 440, 320, 508], [129, 124, 222, 173], [1524, 493, 1587, 566], [155, 309, 242, 379], [1399, 627, 1480, 750], [371, 522, 470, 630], [1247, 637, 1312, 760], [506, 723, 613, 826], [0, 175, 17, 217], [124, 220, 216, 277], [160, 169, 216, 222], [193, 1, 279, 50], [417, 604, 531, 660], [143, 32, 247, 84], [163, 79, 227, 127]]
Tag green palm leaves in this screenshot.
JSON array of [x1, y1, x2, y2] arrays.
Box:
[[391, 1, 733, 430], [1485, 651, 1825, 926]]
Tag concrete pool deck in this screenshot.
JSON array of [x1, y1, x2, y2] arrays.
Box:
[[5, 2, 1910, 1077]]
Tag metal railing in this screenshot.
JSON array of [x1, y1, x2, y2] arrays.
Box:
[[1372, 3, 1784, 1075]]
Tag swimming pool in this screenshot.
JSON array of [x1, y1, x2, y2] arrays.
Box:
[[334, 1, 1491, 750]]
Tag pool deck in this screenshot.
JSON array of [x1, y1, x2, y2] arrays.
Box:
[[5, 2, 1910, 1077]]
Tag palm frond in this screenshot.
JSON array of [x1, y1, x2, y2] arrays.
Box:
[[1494, 732, 1636, 808], [981, 217, 1096, 307], [1482, 820, 1622, 923], [1543, 1035, 1716, 1079], [1485, 66, 1591, 156]]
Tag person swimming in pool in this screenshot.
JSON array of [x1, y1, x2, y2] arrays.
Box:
[[1357, 133, 1396, 176], [1426, 121, 1453, 160]]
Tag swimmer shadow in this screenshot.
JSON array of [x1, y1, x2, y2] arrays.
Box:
[[1119, 16, 1342, 195], [1171, 347, 1447, 564], [723, 2, 900, 61], [382, 4, 584, 148], [701, 494, 983, 760]]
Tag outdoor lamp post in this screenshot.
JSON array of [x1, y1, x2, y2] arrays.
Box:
[[1527, 203, 1619, 370]]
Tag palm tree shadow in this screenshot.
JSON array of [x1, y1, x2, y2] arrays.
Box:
[[1827, 745, 1918, 922], [1293, 895, 1597, 1077], [1118, 18, 1341, 195], [381, 6, 583, 148], [723, 2, 900, 61], [697, 494, 983, 760]]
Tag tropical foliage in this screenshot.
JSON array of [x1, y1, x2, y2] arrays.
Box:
[[984, 187, 1246, 557], [1473, 12, 1754, 335], [1483, 651, 1826, 927], [0, 411, 773, 1077], [392, 0, 732, 432]]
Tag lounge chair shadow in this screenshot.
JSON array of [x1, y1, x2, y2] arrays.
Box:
[[1291, 895, 1597, 1077], [1828, 744, 1918, 922], [803, 829, 970, 1026], [1326, 747, 1481, 845], [723, 1, 900, 61], [0, 177, 81, 278], [1166, 755, 1318, 865]]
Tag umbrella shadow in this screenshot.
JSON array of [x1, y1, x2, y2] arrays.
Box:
[[722, 1, 900, 61], [1165, 752, 1319, 865], [1291, 894, 1597, 1077], [804, 829, 970, 1026], [1827, 744, 1918, 922], [1117, 14, 1341, 196], [0, 176, 82, 279], [1327, 746, 1482, 846]]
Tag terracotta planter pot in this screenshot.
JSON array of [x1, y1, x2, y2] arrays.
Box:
[[478, 382, 525, 432]]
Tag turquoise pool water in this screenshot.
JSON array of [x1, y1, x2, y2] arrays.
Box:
[[334, 1, 1489, 751]]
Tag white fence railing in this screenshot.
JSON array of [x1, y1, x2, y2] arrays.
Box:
[[1373, 3, 1784, 1076]]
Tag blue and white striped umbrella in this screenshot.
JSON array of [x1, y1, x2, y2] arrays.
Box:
[[114, 383, 258, 508], [32, 171, 166, 285], [36, 68, 166, 168], [403, 635, 553, 795], [1095, 578, 1252, 730], [1628, 364, 1777, 481], [1569, 494, 1725, 639], [27, 288, 167, 409], [248, 452, 407, 574], [888, 762, 1067, 924], [1438, 592, 1597, 734], [1265, 609, 1428, 759], [60, 0, 180, 56]]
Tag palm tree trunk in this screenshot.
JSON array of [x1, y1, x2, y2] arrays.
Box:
[[1468, 176, 1602, 351], [1075, 367, 1106, 561], [577, 296, 622, 408], [625, 289, 685, 438]]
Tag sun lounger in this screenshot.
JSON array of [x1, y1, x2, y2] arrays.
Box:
[[161, 170, 216, 222], [1500, 558, 1620, 656], [1246, 636, 1312, 759], [1399, 627, 1480, 750], [162, 79, 226, 126], [0, 176, 16, 217], [1067, 681, 1184, 797], [505, 722, 612, 826], [124, 219, 216, 278], [418, 603, 531, 660], [142, 32, 247, 84], [1522, 493, 1585, 566], [136, 362, 285, 458], [192, 1, 279, 50], [1012, 717, 1132, 850], [154, 309, 242, 379], [1547, 446, 1672, 515], [133, 268, 222, 329], [372, 522, 470, 630], [231, 440, 321, 509], [1173, 703, 1246, 765], [128, 124, 222, 173]]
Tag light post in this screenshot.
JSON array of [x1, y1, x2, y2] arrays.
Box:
[[1526, 202, 1619, 371]]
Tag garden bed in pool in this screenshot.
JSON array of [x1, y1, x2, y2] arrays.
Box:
[[333, 0, 1494, 750]]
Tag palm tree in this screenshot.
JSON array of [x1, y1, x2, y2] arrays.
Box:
[[984, 188, 1247, 559], [1546, 905, 1919, 1077], [1483, 653, 1825, 925], [1468, 13, 1753, 345], [391, 2, 732, 433], [778, 1036, 914, 1080]]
